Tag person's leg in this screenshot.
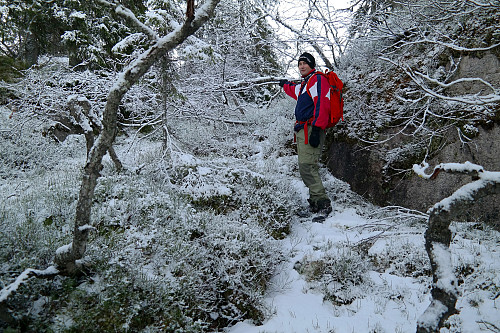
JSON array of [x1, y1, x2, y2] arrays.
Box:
[[296, 128, 330, 211]]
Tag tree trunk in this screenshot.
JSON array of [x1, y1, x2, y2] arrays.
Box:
[[23, 32, 40, 67], [416, 164, 500, 332], [55, 0, 222, 274]]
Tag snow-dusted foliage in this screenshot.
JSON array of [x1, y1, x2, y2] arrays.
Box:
[[0, 52, 293, 330], [338, 0, 500, 176], [296, 244, 373, 306], [1, 1, 500, 332], [0, 96, 293, 331], [2, 57, 108, 126], [2, 60, 500, 332]]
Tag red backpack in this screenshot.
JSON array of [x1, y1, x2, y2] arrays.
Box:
[[306, 69, 344, 128]]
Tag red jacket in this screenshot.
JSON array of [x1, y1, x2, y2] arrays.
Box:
[[283, 69, 331, 131]]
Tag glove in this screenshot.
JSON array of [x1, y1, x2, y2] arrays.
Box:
[[309, 126, 321, 148], [279, 79, 288, 87]]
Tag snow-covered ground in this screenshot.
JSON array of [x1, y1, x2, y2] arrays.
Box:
[[230, 212, 428, 332], [1, 97, 499, 332], [229, 174, 500, 333]]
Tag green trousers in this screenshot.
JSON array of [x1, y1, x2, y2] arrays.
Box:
[[295, 127, 329, 204]]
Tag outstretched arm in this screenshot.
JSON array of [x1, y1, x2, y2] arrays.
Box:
[[282, 80, 299, 100]]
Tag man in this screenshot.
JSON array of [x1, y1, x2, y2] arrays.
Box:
[[279, 52, 332, 217]]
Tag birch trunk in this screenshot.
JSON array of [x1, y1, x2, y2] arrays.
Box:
[[55, 0, 221, 274]]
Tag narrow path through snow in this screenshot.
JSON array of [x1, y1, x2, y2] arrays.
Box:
[[228, 208, 430, 333]]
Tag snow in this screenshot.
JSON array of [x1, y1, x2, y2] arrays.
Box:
[[417, 300, 448, 331], [78, 225, 96, 232], [412, 161, 484, 179], [56, 243, 72, 255], [61, 30, 77, 42], [431, 243, 457, 295], [433, 179, 483, 212], [111, 33, 146, 53], [69, 11, 86, 19], [0, 266, 58, 303], [229, 209, 432, 333]]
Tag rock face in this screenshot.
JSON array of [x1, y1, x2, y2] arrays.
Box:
[[327, 124, 500, 226], [448, 53, 500, 94], [327, 52, 500, 227]]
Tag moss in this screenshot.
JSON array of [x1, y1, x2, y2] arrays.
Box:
[[191, 194, 241, 215], [0, 56, 26, 83]]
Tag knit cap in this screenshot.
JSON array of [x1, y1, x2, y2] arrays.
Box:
[[298, 52, 315, 69]]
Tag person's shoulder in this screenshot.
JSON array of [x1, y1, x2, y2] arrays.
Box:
[[314, 71, 330, 85], [307, 71, 322, 85]]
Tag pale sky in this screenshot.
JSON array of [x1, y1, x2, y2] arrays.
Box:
[[272, 0, 352, 72]]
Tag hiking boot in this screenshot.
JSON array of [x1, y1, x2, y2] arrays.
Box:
[[316, 199, 332, 217], [295, 209, 312, 218], [295, 199, 320, 219], [307, 199, 319, 213]]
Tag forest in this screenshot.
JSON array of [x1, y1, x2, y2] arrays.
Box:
[[1, 0, 499, 332]]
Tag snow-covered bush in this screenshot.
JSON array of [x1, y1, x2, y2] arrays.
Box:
[[360, 207, 431, 279], [0, 113, 81, 273], [0, 49, 295, 330], [0, 108, 289, 331], [296, 245, 372, 306]]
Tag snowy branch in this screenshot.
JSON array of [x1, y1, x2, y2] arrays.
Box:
[[0, 266, 59, 303], [415, 161, 500, 332], [414, 71, 497, 95], [465, 0, 500, 8], [223, 76, 285, 89], [412, 161, 485, 180], [380, 56, 500, 105], [400, 38, 500, 53], [95, 0, 158, 41]]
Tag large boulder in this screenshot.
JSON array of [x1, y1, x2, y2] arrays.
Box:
[[327, 124, 500, 227]]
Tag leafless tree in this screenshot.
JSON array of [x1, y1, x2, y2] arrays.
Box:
[[261, 0, 351, 70]]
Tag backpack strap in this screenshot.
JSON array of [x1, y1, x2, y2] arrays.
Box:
[[295, 119, 313, 145]]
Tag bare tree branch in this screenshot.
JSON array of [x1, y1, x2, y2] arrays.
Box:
[[269, 13, 336, 69], [95, 0, 158, 41], [380, 56, 500, 105]]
